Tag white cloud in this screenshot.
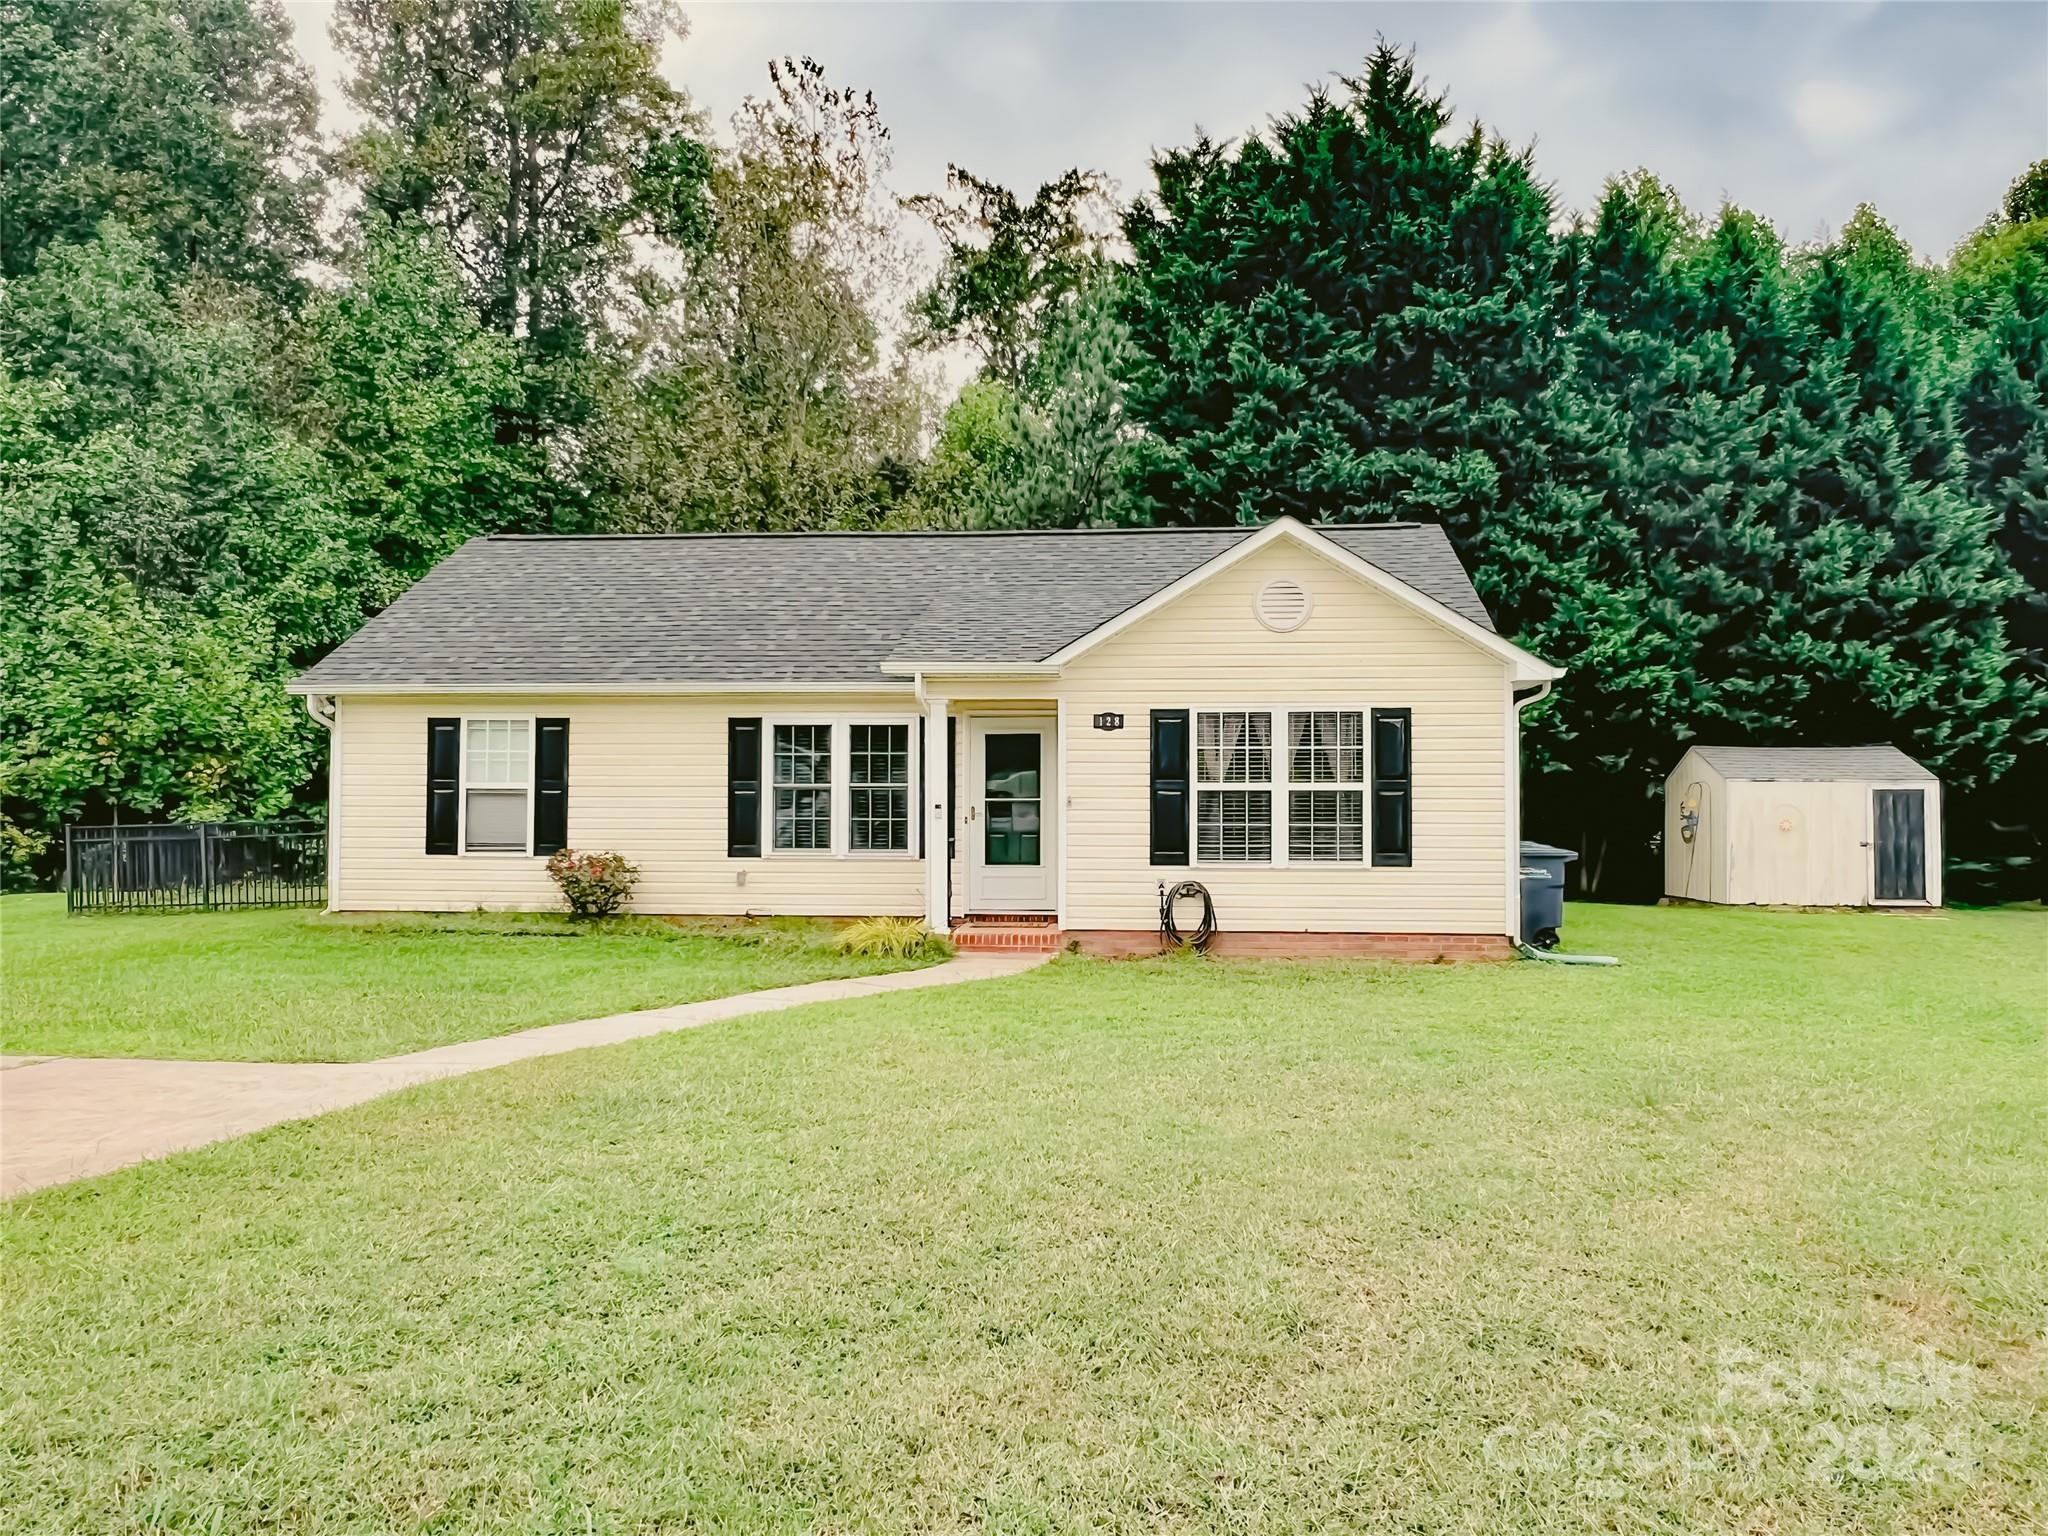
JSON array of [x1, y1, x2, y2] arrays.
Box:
[[1789, 77, 1904, 151]]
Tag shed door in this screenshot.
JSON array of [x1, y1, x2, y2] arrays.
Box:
[[1872, 789, 1927, 902]]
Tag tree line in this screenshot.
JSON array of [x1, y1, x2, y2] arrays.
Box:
[[2, 1, 2042, 897]]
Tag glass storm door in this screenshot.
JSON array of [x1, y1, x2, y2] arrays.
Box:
[[967, 718, 1056, 912]]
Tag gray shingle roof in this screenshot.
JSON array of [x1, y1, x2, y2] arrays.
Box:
[[1688, 746, 1936, 782], [294, 523, 1494, 691]]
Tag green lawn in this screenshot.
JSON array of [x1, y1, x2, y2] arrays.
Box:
[[5, 904, 2044, 1533], [0, 895, 933, 1061]]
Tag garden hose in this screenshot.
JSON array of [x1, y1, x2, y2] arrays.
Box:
[[1159, 879, 1218, 952]]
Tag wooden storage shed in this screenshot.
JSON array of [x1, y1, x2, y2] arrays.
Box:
[[1664, 746, 1941, 908]]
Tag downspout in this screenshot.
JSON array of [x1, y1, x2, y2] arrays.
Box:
[[303, 694, 338, 911], [1508, 680, 1553, 942]]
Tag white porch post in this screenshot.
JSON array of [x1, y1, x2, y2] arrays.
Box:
[[924, 693, 951, 931]]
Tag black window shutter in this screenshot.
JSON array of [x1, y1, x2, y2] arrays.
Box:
[[728, 717, 762, 856], [1372, 708, 1412, 867], [918, 716, 927, 858], [425, 718, 460, 855], [533, 719, 569, 855], [1150, 709, 1190, 866]]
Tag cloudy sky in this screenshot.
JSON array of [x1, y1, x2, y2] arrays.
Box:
[[284, 1, 2045, 260]]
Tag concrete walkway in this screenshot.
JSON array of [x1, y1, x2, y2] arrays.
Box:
[[1, 952, 1046, 1198]]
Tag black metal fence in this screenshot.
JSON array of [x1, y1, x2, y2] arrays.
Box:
[[64, 821, 327, 913]]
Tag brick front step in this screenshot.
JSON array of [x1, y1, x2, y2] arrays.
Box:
[[950, 921, 1065, 952]]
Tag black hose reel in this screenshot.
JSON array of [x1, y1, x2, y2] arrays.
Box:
[[1159, 879, 1218, 952]]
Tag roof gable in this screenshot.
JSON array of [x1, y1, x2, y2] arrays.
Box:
[[1029, 520, 1558, 682]]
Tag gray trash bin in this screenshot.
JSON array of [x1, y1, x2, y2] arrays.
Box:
[[1518, 841, 1577, 949]]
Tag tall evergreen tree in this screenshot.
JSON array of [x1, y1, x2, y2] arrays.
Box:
[[1121, 44, 1564, 552], [1949, 170, 2048, 896], [1504, 184, 2034, 890]]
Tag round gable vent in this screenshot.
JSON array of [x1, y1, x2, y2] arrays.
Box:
[[1256, 576, 1313, 633]]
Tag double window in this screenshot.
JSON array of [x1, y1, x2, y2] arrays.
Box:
[[1192, 708, 1383, 865], [463, 717, 532, 853], [769, 720, 914, 855]]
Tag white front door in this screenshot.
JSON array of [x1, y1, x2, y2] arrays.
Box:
[[966, 717, 1057, 912]]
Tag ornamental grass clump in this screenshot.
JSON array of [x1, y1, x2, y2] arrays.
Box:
[[545, 849, 641, 918], [835, 915, 951, 960]]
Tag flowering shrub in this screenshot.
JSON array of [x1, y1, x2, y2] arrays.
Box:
[[545, 849, 641, 918]]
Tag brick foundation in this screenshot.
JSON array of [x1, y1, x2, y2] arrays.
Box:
[[1066, 930, 1514, 962]]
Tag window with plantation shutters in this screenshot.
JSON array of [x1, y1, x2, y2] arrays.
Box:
[[772, 723, 832, 851], [1286, 710, 1364, 862], [1152, 705, 1407, 869], [751, 718, 920, 858], [1194, 710, 1273, 863], [849, 724, 909, 852]]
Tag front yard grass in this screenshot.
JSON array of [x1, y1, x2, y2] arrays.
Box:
[[0, 895, 934, 1062], [4, 903, 2044, 1532]]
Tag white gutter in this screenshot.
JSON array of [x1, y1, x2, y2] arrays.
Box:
[[881, 659, 1060, 680]]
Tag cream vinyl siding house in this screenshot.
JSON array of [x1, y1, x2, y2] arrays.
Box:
[[328, 695, 928, 915], [292, 518, 1561, 955], [1055, 538, 1511, 935]]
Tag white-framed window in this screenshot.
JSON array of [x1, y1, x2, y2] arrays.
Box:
[[1286, 710, 1365, 862], [1186, 705, 1385, 867], [1195, 709, 1274, 863], [462, 716, 532, 854], [772, 722, 833, 852], [848, 723, 911, 852], [766, 718, 919, 858]]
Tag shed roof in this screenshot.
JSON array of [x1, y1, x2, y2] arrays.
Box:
[[293, 522, 1497, 691], [1686, 745, 1936, 782]]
